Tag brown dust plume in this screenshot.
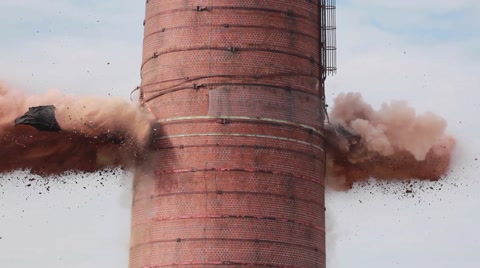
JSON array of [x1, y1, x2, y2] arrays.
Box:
[[325, 92, 455, 190], [0, 82, 154, 175]]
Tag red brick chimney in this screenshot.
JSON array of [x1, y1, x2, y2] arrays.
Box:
[[129, 1, 336, 267]]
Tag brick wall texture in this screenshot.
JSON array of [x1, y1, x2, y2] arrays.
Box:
[[131, 0, 326, 267]]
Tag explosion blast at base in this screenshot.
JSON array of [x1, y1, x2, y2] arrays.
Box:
[[0, 82, 153, 175], [325, 92, 455, 190], [0, 83, 455, 188]]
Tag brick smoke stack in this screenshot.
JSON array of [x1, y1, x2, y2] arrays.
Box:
[[130, 1, 336, 267]]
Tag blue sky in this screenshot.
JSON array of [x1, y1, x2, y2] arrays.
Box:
[[1, 1, 480, 268], [0, 1, 144, 96]]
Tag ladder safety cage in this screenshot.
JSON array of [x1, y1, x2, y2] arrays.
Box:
[[319, 0, 337, 77]]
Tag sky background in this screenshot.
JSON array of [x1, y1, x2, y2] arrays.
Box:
[[1, 1, 480, 267]]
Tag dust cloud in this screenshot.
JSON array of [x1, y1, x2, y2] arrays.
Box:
[[325, 92, 455, 190], [0, 82, 154, 175], [0, 82, 456, 189]]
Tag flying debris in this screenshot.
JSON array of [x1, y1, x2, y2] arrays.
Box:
[[14, 105, 61, 132], [325, 123, 359, 139], [324, 123, 361, 152]]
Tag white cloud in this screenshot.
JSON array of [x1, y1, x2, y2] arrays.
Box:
[[0, 36, 143, 98], [354, 0, 478, 11], [0, 0, 144, 98]]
